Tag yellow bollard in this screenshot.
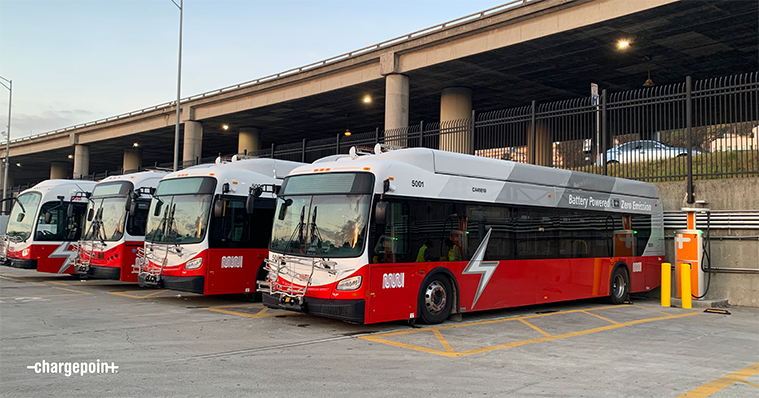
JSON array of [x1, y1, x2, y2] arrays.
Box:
[[661, 263, 671, 307], [681, 263, 692, 309]]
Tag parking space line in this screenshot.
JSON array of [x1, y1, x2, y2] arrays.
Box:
[[202, 306, 300, 319], [519, 318, 551, 337], [108, 290, 171, 299], [0, 275, 46, 286], [741, 380, 759, 389], [634, 305, 673, 316], [210, 303, 264, 309], [432, 329, 455, 353], [675, 362, 759, 398], [361, 311, 699, 358], [0, 293, 85, 300], [44, 282, 92, 295], [580, 310, 619, 325]]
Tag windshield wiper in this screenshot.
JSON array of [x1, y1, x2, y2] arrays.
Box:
[[307, 206, 331, 265]]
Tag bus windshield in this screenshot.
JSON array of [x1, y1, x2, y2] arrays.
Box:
[[269, 172, 373, 258], [6, 192, 42, 242], [82, 197, 128, 242], [144, 177, 215, 245]]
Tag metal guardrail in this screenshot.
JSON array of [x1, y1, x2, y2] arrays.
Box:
[[8, 0, 536, 145], [663, 210, 759, 230]]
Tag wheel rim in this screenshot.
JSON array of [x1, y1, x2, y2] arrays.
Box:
[[425, 281, 447, 315], [613, 274, 626, 298]]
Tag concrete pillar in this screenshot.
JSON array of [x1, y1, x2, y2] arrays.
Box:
[[73, 144, 89, 179], [439, 87, 473, 154], [123, 148, 142, 173], [238, 127, 261, 155], [528, 124, 553, 167], [50, 162, 68, 180], [384, 74, 409, 147], [182, 121, 203, 165]]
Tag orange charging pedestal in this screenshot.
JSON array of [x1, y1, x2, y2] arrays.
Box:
[[675, 208, 707, 299]]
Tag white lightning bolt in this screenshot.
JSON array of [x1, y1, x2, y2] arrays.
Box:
[[49, 242, 78, 274], [462, 228, 499, 310]]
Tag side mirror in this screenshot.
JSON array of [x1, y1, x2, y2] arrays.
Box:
[[153, 201, 163, 217], [16, 213, 24, 223], [87, 208, 94, 221], [66, 203, 74, 218], [277, 198, 293, 221], [213, 199, 226, 218], [245, 195, 256, 215], [44, 212, 53, 224], [374, 201, 388, 225], [125, 195, 133, 212]]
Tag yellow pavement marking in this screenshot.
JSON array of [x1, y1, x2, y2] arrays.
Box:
[[202, 306, 299, 319], [108, 289, 171, 299], [44, 282, 92, 295], [634, 305, 673, 316], [210, 303, 264, 309], [0, 293, 84, 300], [46, 281, 72, 286], [432, 329, 455, 353], [675, 362, 759, 398], [518, 318, 551, 337], [741, 380, 759, 389], [580, 310, 619, 325], [0, 275, 46, 286], [361, 311, 699, 358]]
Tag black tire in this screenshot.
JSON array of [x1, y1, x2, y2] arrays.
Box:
[[607, 160, 620, 165], [418, 274, 453, 324], [609, 266, 630, 304]]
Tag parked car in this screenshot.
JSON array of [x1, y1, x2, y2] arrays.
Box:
[[597, 140, 703, 164]]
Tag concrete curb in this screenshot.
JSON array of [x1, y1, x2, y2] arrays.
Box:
[[669, 297, 729, 308]]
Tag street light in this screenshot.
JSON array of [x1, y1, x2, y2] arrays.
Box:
[[171, 0, 183, 171], [0, 75, 11, 210]]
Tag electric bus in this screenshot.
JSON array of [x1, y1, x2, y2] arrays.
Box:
[[259, 146, 665, 324], [136, 157, 304, 295], [74, 171, 167, 282], [2, 179, 97, 274]]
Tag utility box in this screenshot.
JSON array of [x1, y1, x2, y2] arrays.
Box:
[[675, 208, 707, 298]]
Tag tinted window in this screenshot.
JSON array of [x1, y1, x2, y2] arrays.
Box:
[[35, 202, 88, 242], [126, 200, 151, 236], [282, 173, 373, 195]]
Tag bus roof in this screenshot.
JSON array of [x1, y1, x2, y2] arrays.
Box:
[[100, 171, 168, 189], [161, 158, 305, 195], [20, 179, 98, 202]]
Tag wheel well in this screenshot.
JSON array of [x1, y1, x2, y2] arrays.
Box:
[[423, 268, 460, 315], [611, 261, 630, 286]]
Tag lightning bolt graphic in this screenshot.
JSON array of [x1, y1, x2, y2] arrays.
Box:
[[462, 228, 499, 310], [49, 242, 78, 274]]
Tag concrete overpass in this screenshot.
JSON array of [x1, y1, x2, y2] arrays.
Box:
[[3, 0, 757, 186]]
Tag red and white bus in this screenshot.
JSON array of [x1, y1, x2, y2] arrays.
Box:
[[259, 146, 665, 324], [136, 157, 304, 295], [2, 180, 97, 274], [74, 171, 167, 282]]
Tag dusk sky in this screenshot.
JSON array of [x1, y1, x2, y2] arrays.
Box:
[[0, 0, 502, 140]]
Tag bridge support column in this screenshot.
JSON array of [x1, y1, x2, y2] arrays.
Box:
[[123, 148, 142, 173], [238, 127, 260, 155], [183, 121, 203, 166], [50, 162, 68, 179], [439, 87, 472, 154], [73, 144, 89, 179], [384, 73, 409, 147]]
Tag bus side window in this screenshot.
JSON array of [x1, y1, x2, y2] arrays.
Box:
[[372, 201, 408, 263], [210, 198, 254, 249], [127, 200, 151, 237]]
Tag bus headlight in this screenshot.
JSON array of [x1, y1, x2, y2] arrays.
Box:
[[22, 248, 30, 257], [336, 275, 362, 291], [185, 257, 203, 270]]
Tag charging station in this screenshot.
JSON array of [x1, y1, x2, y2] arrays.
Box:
[[675, 208, 707, 298]]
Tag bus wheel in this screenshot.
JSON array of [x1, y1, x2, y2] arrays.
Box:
[[609, 266, 629, 304], [254, 261, 268, 302], [419, 274, 452, 324]]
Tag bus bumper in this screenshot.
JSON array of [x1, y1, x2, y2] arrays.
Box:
[[8, 258, 37, 269], [88, 265, 121, 280], [161, 275, 204, 295], [262, 293, 365, 324]]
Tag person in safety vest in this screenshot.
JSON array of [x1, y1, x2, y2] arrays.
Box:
[[416, 240, 435, 262], [445, 238, 462, 261]]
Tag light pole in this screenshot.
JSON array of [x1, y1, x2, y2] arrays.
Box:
[[0, 76, 11, 211], [171, 0, 183, 171]]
